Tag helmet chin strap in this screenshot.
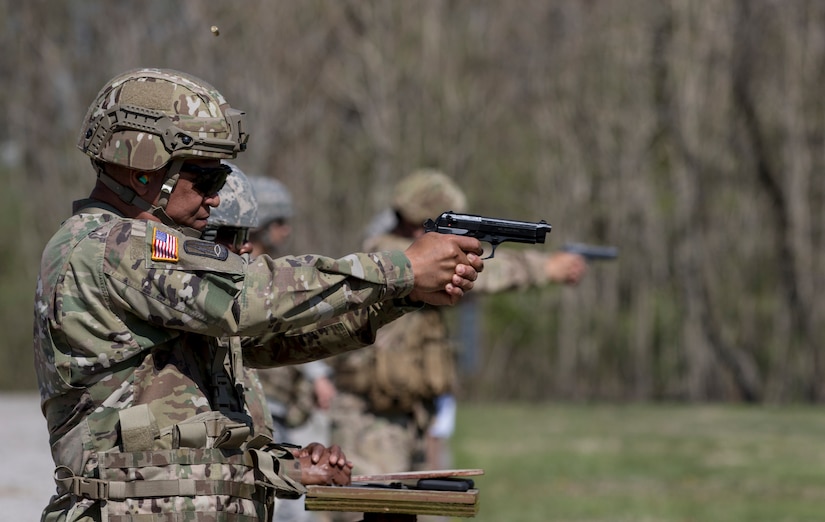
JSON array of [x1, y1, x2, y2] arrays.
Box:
[[95, 159, 202, 238]]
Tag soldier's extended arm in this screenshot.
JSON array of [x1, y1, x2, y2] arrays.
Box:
[[243, 300, 413, 368]]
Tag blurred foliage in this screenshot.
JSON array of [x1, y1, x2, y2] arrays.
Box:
[[0, 165, 38, 389], [3, 1, 825, 401]]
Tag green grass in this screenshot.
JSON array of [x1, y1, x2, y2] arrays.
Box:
[[451, 403, 825, 522]]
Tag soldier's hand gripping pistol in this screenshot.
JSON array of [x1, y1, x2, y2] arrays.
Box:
[[424, 211, 552, 259]]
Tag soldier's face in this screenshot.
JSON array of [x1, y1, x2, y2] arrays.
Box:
[[166, 160, 224, 231], [265, 220, 292, 248]]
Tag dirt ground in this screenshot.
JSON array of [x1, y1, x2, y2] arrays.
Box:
[[0, 392, 56, 520]]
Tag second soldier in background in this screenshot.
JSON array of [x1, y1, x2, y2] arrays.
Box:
[[329, 170, 587, 496], [248, 176, 338, 522]]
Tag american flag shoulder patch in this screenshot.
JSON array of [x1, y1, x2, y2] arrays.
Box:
[[151, 228, 179, 262]]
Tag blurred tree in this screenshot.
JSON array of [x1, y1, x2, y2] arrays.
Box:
[[3, 0, 825, 402]]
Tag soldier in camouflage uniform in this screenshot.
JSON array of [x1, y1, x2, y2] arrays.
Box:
[[202, 162, 261, 257], [203, 161, 272, 429], [201, 162, 274, 444], [33, 69, 484, 522], [329, 169, 586, 485], [247, 177, 294, 260], [245, 176, 337, 522]]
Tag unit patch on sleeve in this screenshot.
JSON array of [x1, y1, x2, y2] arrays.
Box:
[[151, 229, 179, 262], [183, 240, 229, 261]]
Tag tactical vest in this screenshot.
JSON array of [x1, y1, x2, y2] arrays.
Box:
[[43, 335, 303, 522], [334, 306, 457, 413]]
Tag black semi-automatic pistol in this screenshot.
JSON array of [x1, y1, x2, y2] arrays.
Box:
[[424, 211, 551, 259]]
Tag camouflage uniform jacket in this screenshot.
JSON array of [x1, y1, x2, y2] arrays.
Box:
[[332, 232, 552, 413], [33, 202, 415, 521]]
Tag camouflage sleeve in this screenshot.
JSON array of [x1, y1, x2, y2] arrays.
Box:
[[472, 248, 552, 294], [239, 249, 414, 337], [101, 220, 414, 339], [242, 299, 412, 368]]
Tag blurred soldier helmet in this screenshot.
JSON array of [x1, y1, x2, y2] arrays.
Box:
[[202, 162, 258, 252], [206, 162, 259, 229], [392, 169, 467, 226], [77, 68, 249, 235], [77, 68, 248, 171], [249, 176, 293, 226]]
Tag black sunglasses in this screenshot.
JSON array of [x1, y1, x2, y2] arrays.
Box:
[[179, 163, 232, 196]]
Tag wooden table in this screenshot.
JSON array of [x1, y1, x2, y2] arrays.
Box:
[[305, 469, 483, 521]]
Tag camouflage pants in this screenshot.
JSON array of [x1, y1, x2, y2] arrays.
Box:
[[328, 392, 432, 478]]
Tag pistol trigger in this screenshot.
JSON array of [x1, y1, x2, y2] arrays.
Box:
[[482, 243, 498, 260]]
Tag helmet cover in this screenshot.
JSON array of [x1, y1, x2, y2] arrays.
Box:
[[77, 68, 248, 171], [248, 176, 293, 226], [392, 169, 467, 225], [206, 162, 259, 230]]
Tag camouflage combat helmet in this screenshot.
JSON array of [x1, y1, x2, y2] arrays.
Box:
[[392, 169, 467, 226], [248, 176, 293, 226], [206, 162, 259, 229], [77, 68, 249, 235], [202, 162, 259, 251]]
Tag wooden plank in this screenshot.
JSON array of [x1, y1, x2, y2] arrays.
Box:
[[305, 485, 480, 517], [351, 468, 484, 483], [306, 499, 477, 517], [307, 485, 477, 504]]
